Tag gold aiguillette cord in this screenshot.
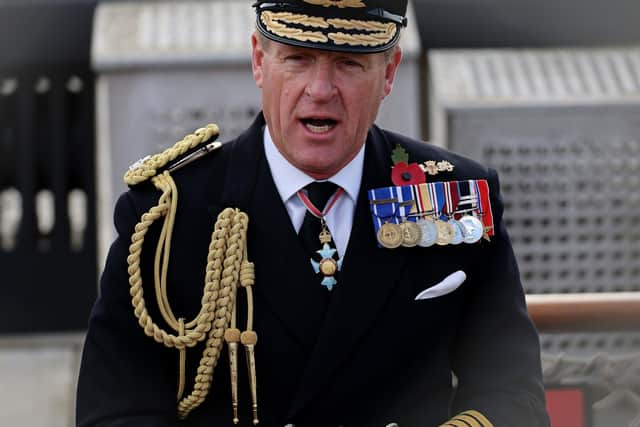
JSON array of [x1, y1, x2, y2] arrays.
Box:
[[224, 245, 259, 425]]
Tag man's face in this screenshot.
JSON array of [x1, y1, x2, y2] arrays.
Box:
[[251, 34, 402, 179]]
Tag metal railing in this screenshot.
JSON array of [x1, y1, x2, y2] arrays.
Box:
[[527, 292, 640, 333], [528, 292, 640, 426]]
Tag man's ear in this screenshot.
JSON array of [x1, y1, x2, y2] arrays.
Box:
[[383, 47, 402, 97], [251, 33, 264, 88]]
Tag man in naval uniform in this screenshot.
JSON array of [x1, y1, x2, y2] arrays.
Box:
[[77, 1, 549, 426]]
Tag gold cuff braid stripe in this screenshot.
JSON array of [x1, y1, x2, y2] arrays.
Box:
[[261, 11, 397, 47], [461, 410, 494, 427], [439, 410, 495, 427], [458, 413, 482, 427]]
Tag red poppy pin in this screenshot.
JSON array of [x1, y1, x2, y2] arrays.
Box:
[[390, 145, 426, 186]]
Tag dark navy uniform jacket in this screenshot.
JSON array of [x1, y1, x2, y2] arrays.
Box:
[[76, 113, 549, 427]]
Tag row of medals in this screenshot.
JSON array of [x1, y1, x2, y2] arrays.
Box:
[[377, 214, 485, 249]]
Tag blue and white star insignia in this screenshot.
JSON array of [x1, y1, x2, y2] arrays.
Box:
[[310, 243, 343, 291], [317, 243, 336, 259], [321, 276, 337, 291]]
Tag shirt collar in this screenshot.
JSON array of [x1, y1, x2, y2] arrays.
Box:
[[263, 126, 365, 204]]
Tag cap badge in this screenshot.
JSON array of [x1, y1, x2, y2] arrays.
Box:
[[303, 0, 366, 8]]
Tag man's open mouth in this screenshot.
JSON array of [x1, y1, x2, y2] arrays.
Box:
[[301, 118, 338, 133]]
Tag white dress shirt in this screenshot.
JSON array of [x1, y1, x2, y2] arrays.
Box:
[[263, 126, 364, 258]]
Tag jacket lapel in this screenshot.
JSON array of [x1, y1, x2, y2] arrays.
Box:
[[288, 126, 411, 417]]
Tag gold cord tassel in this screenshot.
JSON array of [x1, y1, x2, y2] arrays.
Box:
[[240, 260, 259, 424], [225, 328, 241, 424], [241, 331, 259, 425]]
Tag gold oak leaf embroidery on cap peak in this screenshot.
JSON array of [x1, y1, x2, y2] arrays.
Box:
[[261, 11, 329, 43], [303, 0, 366, 8], [261, 10, 396, 47]]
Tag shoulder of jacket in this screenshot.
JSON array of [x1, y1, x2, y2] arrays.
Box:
[[123, 123, 222, 187], [379, 127, 448, 158]]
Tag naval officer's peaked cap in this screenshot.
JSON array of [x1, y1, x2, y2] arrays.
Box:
[[253, 0, 408, 53]]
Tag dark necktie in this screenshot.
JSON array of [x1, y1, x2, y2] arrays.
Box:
[[295, 182, 340, 346], [298, 181, 339, 256]]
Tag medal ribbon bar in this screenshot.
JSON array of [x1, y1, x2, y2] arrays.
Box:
[[367, 179, 496, 247], [475, 180, 495, 237]]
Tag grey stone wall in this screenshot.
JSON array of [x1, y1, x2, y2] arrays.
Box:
[[0, 334, 83, 427]]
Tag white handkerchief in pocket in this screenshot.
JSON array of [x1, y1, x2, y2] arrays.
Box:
[[415, 270, 466, 300]]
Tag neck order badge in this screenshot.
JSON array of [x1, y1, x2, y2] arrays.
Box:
[[297, 184, 345, 290]]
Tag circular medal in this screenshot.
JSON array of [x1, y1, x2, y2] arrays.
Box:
[[319, 258, 338, 276], [377, 223, 403, 249], [435, 220, 455, 246], [460, 215, 484, 243], [417, 218, 438, 247], [450, 219, 465, 245], [400, 221, 422, 247]]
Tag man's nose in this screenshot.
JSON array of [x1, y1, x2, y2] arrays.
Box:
[[304, 63, 337, 101]]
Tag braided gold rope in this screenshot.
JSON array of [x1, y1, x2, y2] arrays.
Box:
[[125, 124, 255, 419], [128, 173, 216, 349], [124, 124, 219, 186], [128, 197, 252, 417], [177, 208, 250, 418]]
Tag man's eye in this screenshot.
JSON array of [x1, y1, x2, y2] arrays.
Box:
[[286, 55, 307, 62], [341, 59, 364, 68]]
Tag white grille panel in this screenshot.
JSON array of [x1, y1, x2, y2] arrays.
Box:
[[430, 47, 640, 356]]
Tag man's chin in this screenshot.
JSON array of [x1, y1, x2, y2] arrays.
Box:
[[296, 159, 341, 180]]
